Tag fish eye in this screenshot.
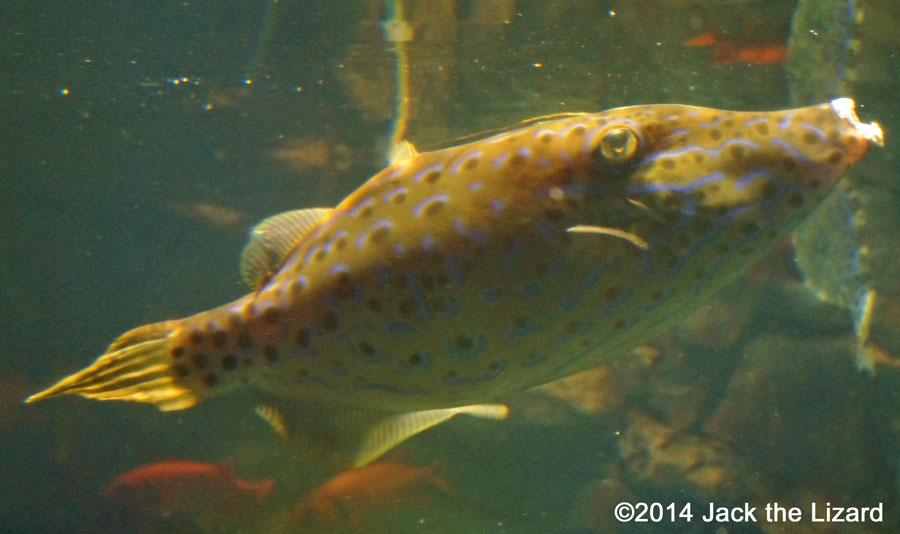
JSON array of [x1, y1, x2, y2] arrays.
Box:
[[596, 126, 640, 163]]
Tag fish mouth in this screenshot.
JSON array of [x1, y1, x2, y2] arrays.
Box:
[[831, 98, 884, 147]]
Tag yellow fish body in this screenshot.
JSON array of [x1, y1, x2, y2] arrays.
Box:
[[29, 99, 883, 414]]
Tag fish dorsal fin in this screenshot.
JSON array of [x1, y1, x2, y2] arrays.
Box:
[[353, 404, 509, 467], [239, 208, 332, 288], [388, 140, 419, 164]]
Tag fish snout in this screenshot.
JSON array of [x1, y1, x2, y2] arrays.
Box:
[[829, 97, 884, 164]]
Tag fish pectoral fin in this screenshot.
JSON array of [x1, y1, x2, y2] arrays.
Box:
[[353, 404, 509, 468], [388, 140, 419, 164], [566, 225, 649, 250], [239, 207, 332, 289]]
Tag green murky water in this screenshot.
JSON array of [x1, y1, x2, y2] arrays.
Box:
[[3, 1, 899, 532]]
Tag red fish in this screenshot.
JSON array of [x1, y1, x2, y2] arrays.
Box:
[[104, 459, 273, 517], [683, 32, 787, 65], [292, 460, 451, 528]]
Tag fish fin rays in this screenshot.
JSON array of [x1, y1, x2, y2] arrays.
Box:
[[353, 404, 509, 467], [239, 207, 332, 289], [254, 401, 508, 469], [388, 140, 419, 164], [566, 225, 649, 250], [26, 321, 197, 411]]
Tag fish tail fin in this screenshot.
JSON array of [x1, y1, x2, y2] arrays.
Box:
[[26, 320, 198, 411], [253, 479, 275, 502]]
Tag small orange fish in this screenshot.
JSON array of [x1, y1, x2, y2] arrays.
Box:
[[683, 32, 787, 65], [165, 201, 248, 230], [292, 460, 451, 528], [104, 459, 273, 517]]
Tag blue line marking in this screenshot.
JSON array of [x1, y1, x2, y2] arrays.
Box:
[[491, 199, 505, 213], [329, 263, 350, 275], [383, 187, 408, 202], [492, 153, 509, 168], [453, 219, 487, 245], [405, 272, 433, 319], [735, 170, 771, 190], [627, 171, 725, 194], [522, 282, 541, 298], [348, 198, 374, 217], [505, 320, 541, 341], [412, 194, 450, 217], [698, 115, 731, 128], [771, 138, 813, 163], [450, 150, 482, 174], [744, 117, 768, 127], [387, 322, 416, 336], [801, 123, 834, 145], [413, 161, 442, 182], [641, 139, 759, 165], [445, 256, 465, 285]]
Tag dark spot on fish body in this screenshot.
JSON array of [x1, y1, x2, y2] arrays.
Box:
[[408, 353, 423, 366], [203, 373, 218, 387], [423, 169, 441, 183], [455, 334, 473, 350], [756, 123, 770, 135], [189, 329, 205, 346], [262, 307, 280, 325], [661, 159, 676, 170], [221, 354, 238, 370], [173, 363, 190, 378], [759, 180, 778, 200], [826, 151, 843, 165], [730, 145, 746, 159], [786, 192, 805, 209], [562, 320, 582, 335], [781, 157, 797, 173], [263, 345, 279, 363], [238, 332, 253, 350], [321, 312, 339, 331], [170, 346, 185, 359], [296, 327, 311, 348], [710, 129, 723, 141], [358, 341, 376, 358], [398, 297, 415, 318], [509, 154, 527, 166], [740, 221, 759, 235], [366, 297, 382, 312]]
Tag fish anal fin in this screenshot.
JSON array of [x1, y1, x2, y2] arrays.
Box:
[[353, 404, 508, 467], [239, 207, 332, 289]]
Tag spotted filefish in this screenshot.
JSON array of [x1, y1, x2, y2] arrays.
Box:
[[29, 99, 883, 416]]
